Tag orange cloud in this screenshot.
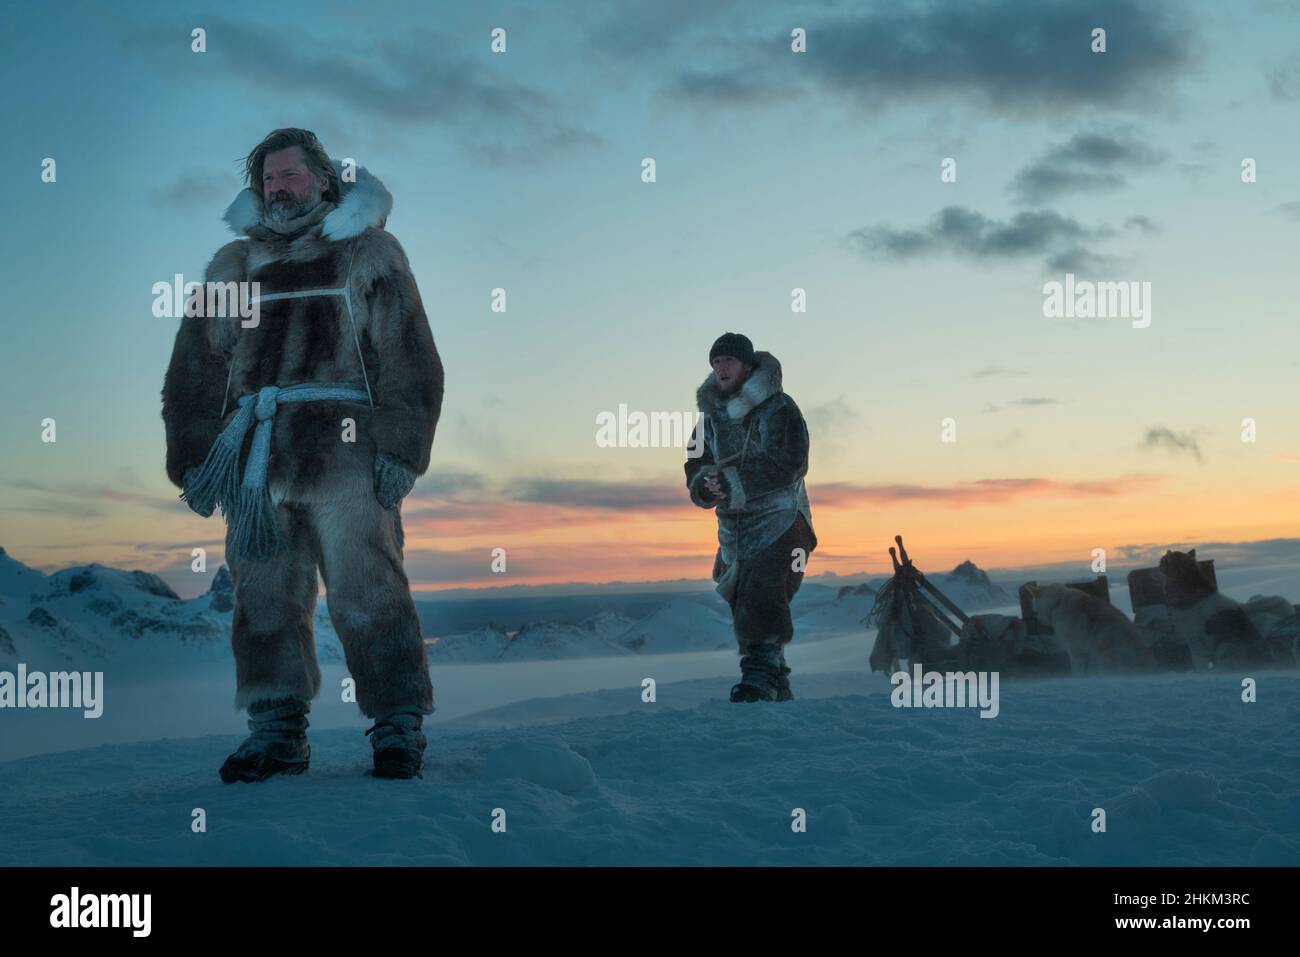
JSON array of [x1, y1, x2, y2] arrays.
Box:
[[811, 474, 1165, 508]]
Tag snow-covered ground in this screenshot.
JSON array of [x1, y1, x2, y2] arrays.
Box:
[[2, 663, 1295, 866], [1, 547, 1297, 866]]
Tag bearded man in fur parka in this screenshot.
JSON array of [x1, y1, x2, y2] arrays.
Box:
[[685, 333, 817, 702], [161, 129, 443, 782]]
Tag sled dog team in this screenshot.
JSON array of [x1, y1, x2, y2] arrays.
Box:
[[1028, 548, 1299, 676]]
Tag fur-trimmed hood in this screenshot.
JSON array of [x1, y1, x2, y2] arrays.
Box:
[[696, 351, 783, 421], [222, 160, 393, 241]]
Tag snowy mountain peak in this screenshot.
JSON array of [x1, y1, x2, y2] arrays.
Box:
[[48, 564, 181, 602], [836, 582, 877, 601], [0, 547, 46, 598], [615, 598, 733, 653], [0, 550, 259, 667], [935, 561, 1012, 608], [949, 560, 992, 586], [575, 609, 638, 640], [208, 566, 234, 613]]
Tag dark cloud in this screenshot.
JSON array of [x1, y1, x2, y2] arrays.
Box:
[[1011, 130, 1166, 203], [988, 536, 1300, 586], [1266, 54, 1300, 100], [411, 470, 492, 502], [404, 470, 692, 514], [1278, 201, 1300, 222], [981, 398, 1064, 414], [399, 546, 523, 585], [1044, 244, 1119, 274], [150, 172, 234, 209], [504, 479, 686, 512], [5, 478, 183, 515], [662, 0, 1193, 117], [971, 366, 1028, 379], [848, 205, 1113, 272], [2, 502, 108, 520], [1141, 427, 1204, 464], [1124, 215, 1159, 234], [464, 126, 604, 167], [666, 70, 796, 108], [582, 0, 746, 60], [1009, 397, 1060, 408], [1103, 536, 1300, 568], [127, 17, 602, 164]]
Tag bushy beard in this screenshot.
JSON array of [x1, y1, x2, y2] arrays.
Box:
[[264, 182, 323, 224]]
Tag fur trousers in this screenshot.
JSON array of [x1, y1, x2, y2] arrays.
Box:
[[226, 485, 433, 719], [716, 513, 815, 648]]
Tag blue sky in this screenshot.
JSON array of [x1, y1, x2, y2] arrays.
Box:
[[1, 0, 1298, 596]]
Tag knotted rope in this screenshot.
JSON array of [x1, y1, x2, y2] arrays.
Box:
[[182, 382, 369, 561]]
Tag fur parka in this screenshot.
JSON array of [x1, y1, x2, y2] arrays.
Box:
[[684, 352, 816, 566], [161, 162, 443, 502]]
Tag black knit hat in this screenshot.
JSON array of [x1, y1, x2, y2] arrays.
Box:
[[709, 332, 756, 366]]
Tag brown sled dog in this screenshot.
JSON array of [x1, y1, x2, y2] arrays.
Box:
[[1026, 584, 1157, 676]]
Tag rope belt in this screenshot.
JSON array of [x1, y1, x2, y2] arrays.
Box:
[[182, 382, 370, 561], [185, 241, 376, 561]]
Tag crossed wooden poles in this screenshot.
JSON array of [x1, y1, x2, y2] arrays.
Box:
[[887, 535, 971, 640]]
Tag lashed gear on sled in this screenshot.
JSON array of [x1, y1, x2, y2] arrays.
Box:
[[955, 614, 1071, 677], [866, 536, 1079, 678], [865, 536, 967, 674], [867, 576, 956, 673]]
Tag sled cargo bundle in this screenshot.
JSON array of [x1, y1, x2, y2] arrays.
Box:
[[866, 536, 1069, 677]]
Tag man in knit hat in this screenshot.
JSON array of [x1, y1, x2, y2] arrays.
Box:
[[685, 333, 817, 701]]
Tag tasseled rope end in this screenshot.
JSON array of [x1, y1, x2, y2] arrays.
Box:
[[180, 434, 242, 518], [227, 483, 285, 563]]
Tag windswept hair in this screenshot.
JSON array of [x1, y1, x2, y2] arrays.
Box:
[[242, 128, 340, 203]]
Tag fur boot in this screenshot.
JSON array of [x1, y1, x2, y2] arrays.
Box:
[[367, 711, 427, 779], [731, 640, 784, 702], [219, 697, 310, 783]]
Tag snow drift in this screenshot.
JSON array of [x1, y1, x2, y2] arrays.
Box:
[[0, 667, 1295, 866]]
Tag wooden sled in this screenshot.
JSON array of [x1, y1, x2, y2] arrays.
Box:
[[867, 536, 1069, 676]]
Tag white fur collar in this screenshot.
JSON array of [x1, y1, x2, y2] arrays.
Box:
[[223, 160, 393, 240], [696, 351, 783, 420]]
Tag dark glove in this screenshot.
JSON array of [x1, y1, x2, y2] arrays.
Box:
[[182, 468, 215, 518], [374, 452, 417, 510], [704, 470, 730, 506]]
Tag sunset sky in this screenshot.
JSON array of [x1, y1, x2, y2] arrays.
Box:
[[2, 0, 1298, 598]]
